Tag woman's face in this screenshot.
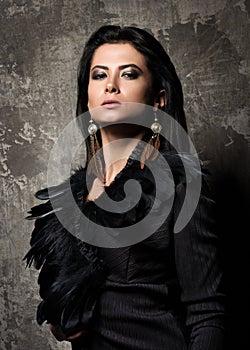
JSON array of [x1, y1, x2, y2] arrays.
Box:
[[87, 43, 156, 124]]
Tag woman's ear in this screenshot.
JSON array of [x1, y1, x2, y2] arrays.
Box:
[[154, 89, 166, 110]]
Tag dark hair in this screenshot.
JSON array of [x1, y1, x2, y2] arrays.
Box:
[[76, 25, 187, 160]]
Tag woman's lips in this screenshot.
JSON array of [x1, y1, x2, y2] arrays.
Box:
[[101, 100, 121, 109]]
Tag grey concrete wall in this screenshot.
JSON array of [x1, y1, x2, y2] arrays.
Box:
[[1, 0, 249, 349]]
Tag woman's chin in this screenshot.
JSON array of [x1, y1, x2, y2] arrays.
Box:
[[89, 103, 149, 127]]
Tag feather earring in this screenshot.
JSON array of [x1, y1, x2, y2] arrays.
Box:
[[140, 110, 162, 169], [87, 118, 104, 182]]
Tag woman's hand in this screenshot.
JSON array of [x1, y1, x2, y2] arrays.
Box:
[[49, 324, 87, 342]]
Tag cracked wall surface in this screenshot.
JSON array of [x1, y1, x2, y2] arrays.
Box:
[[1, 0, 249, 349]]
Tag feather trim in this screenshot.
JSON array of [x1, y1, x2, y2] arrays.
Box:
[[23, 166, 108, 335]]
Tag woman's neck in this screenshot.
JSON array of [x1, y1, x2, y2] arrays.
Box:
[[100, 124, 146, 186], [100, 123, 146, 142]]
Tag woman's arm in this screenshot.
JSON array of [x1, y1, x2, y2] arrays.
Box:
[[173, 178, 226, 350]]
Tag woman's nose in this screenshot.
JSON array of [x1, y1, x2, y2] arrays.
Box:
[[105, 82, 119, 93]]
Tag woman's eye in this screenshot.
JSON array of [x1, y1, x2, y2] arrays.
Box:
[[92, 72, 107, 80], [122, 71, 139, 79]]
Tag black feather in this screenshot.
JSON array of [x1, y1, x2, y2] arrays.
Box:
[[23, 166, 109, 335]]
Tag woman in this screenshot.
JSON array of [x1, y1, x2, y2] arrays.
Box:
[[24, 25, 225, 349]]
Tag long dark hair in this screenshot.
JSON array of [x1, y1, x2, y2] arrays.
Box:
[[76, 25, 187, 161]]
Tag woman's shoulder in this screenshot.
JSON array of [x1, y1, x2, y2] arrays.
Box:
[[159, 148, 208, 185], [24, 166, 90, 269], [26, 166, 88, 221]]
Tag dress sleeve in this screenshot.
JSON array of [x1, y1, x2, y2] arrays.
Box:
[[173, 176, 226, 350]]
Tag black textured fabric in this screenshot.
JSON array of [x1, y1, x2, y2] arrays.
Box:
[[24, 138, 225, 349]]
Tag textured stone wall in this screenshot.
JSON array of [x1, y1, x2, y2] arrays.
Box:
[[1, 0, 249, 349]]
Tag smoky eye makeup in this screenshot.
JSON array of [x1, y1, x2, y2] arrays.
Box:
[[90, 64, 142, 80], [121, 69, 140, 79], [91, 70, 107, 80]]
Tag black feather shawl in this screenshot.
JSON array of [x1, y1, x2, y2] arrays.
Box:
[[23, 167, 109, 336]]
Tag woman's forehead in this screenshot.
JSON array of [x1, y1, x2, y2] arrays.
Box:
[[90, 43, 147, 68]]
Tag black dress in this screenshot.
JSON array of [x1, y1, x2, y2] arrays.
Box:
[[24, 139, 225, 350]]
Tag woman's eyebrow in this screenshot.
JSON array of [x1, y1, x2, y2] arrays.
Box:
[[91, 64, 143, 72], [119, 64, 143, 72], [91, 65, 109, 71]]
